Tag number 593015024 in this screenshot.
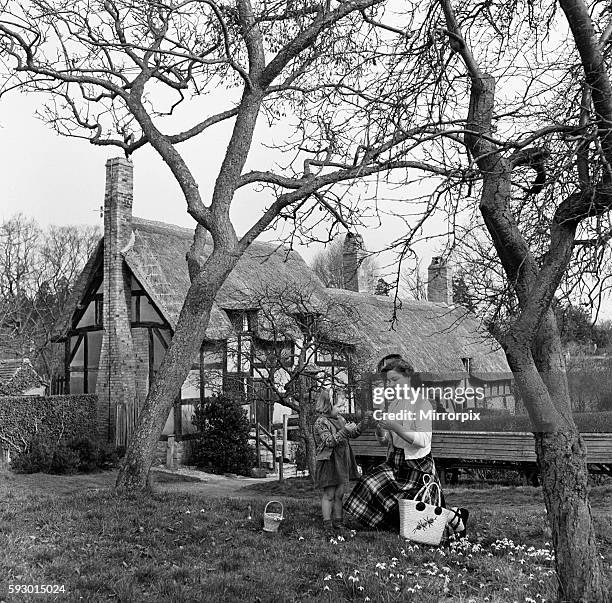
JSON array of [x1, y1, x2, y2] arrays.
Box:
[[8, 585, 66, 594]]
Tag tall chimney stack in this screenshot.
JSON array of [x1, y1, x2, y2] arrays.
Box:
[[427, 257, 453, 305], [97, 157, 137, 444], [342, 233, 371, 293]]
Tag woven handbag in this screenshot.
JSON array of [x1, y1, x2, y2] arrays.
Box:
[[398, 475, 450, 545]]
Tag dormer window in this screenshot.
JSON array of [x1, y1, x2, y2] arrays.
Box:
[[294, 312, 320, 334], [227, 310, 257, 334]]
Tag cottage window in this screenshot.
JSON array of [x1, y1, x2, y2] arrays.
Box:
[[68, 330, 102, 394], [227, 309, 257, 334], [131, 291, 165, 325]]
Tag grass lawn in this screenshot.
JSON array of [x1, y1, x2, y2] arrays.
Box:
[[1, 471, 611, 602]]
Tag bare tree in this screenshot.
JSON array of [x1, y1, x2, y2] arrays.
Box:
[[366, 0, 612, 598], [0, 214, 99, 376], [222, 279, 365, 477], [398, 258, 427, 300], [0, 0, 443, 491]]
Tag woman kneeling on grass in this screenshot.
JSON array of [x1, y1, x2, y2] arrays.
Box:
[[343, 354, 468, 540], [313, 389, 364, 538]]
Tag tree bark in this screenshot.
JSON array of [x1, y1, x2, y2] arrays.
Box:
[[115, 251, 238, 491], [297, 399, 317, 481], [535, 429, 607, 603]]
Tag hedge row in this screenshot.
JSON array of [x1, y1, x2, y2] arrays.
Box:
[[0, 394, 98, 454]]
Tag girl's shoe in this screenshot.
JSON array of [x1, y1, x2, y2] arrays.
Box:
[[323, 520, 335, 539]]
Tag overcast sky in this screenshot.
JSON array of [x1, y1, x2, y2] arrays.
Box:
[[1, 88, 610, 321], [0, 88, 446, 267]]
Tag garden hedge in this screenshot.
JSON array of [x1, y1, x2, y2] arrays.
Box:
[[0, 394, 98, 455]]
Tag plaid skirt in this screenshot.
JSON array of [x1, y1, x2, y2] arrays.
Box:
[[344, 447, 444, 530]]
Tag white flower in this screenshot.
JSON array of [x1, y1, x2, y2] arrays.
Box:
[[365, 598, 371, 602], [348, 576, 359, 583], [337, 535, 345, 542], [358, 586, 364, 591], [323, 585, 330, 592], [375, 562, 387, 570], [335, 572, 343, 578], [298, 536, 304, 541], [323, 575, 331, 581]]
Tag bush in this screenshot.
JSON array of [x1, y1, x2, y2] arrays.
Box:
[[10, 436, 120, 474], [191, 395, 256, 476], [66, 438, 120, 471], [49, 444, 81, 474], [10, 438, 55, 474]]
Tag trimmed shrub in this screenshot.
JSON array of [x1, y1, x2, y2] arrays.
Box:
[[191, 395, 256, 476], [0, 394, 97, 459]]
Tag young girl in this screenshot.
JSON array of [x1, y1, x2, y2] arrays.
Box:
[[313, 389, 363, 537]]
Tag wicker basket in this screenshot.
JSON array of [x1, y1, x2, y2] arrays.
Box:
[[398, 475, 449, 546], [263, 501, 284, 532]]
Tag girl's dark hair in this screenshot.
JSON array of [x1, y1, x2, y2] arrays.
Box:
[[378, 355, 421, 387]]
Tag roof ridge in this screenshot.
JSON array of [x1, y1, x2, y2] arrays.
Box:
[[325, 288, 446, 307]]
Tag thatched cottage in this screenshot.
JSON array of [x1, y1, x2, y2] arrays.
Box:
[[52, 157, 512, 450]]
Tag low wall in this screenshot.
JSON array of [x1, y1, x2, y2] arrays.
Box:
[[153, 437, 193, 468]]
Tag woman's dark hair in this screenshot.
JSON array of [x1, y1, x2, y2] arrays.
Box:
[[378, 355, 421, 387]]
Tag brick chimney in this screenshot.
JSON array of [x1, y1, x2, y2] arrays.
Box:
[[427, 257, 453, 305], [342, 232, 371, 293], [97, 157, 137, 444]]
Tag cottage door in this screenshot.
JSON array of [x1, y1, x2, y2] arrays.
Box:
[[253, 380, 273, 430]]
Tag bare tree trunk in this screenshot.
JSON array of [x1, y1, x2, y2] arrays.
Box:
[[536, 429, 607, 602], [297, 404, 316, 481], [507, 316, 607, 601], [116, 252, 237, 491]]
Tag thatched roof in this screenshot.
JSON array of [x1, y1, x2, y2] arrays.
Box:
[[54, 216, 510, 380], [325, 289, 510, 379], [54, 217, 326, 341]]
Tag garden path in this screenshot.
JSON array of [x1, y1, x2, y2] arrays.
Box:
[[0, 467, 278, 498]]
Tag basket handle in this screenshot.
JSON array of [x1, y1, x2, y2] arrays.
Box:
[[264, 500, 284, 518], [413, 475, 442, 507]]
